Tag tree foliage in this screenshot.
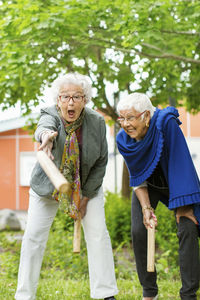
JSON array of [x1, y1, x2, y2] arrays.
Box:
[[0, 0, 200, 116]]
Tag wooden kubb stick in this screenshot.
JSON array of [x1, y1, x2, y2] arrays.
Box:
[[147, 218, 155, 272], [37, 150, 81, 253], [37, 151, 70, 193]]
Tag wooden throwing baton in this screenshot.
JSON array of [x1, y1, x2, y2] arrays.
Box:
[[37, 150, 81, 253], [147, 218, 155, 272]]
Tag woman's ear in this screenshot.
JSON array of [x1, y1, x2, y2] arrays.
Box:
[[145, 111, 151, 127], [57, 97, 60, 107]]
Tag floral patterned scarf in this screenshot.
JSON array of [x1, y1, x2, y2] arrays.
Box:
[[52, 107, 85, 220]]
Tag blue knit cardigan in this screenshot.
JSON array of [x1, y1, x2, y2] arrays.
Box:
[[116, 107, 200, 225]]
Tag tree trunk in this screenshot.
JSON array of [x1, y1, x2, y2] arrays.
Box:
[[121, 160, 131, 199]]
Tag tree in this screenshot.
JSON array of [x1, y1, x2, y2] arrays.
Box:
[[0, 0, 128, 118], [1, 0, 200, 114], [115, 0, 200, 112]]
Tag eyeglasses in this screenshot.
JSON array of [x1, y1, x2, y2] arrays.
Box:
[[59, 94, 85, 103], [118, 110, 146, 123]]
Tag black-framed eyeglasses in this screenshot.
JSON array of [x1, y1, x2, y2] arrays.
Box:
[[59, 94, 85, 103], [118, 110, 146, 123]]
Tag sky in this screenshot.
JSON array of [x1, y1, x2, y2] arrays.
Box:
[[0, 86, 55, 121]]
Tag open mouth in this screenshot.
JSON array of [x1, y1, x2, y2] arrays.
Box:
[[68, 109, 75, 118], [126, 128, 137, 136], [126, 126, 135, 132], [127, 129, 135, 133]]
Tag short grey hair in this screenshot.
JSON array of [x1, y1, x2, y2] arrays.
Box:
[[117, 92, 156, 118], [51, 72, 92, 103]]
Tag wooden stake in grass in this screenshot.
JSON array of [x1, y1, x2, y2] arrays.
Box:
[[73, 212, 82, 253]]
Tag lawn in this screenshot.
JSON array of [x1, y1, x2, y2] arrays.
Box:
[[1, 229, 197, 300], [0, 276, 182, 300]]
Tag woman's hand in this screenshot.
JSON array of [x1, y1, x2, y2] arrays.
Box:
[[80, 196, 89, 219], [176, 205, 198, 225], [135, 187, 158, 230], [143, 208, 158, 230], [38, 131, 58, 160]]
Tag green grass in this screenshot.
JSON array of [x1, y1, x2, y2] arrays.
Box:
[[0, 275, 183, 299], [0, 216, 199, 300]]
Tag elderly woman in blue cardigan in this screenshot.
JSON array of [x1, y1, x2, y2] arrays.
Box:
[[15, 73, 118, 300], [116, 92, 200, 300]]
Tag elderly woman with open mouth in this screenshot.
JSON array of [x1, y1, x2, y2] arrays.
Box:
[[116, 92, 200, 300], [15, 73, 118, 300]]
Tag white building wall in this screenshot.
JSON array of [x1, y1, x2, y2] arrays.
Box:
[[186, 138, 200, 178], [103, 125, 123, 193]]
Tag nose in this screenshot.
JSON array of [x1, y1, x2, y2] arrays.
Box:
[[68, 97, 74, 104]]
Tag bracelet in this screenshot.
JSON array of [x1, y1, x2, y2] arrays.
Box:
[[42, 131, 56, 142], [142, 206, 154, 214]]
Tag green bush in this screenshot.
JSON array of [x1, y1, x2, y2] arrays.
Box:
[[155, 202, 178, 255], [104, 192, 180, 278], [42, 209, 88, 279], [154, 202, 179, 278], [104, 191, 132, 248]]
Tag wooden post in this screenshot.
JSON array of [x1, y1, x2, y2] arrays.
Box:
[[73, 213, 81, 253]]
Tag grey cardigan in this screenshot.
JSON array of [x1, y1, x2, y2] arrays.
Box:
[[30, 105, 108, 199]]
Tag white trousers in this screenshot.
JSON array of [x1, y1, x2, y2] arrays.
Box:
[[15, 187, 118, 300]]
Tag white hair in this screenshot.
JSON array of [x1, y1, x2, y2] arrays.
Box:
[[117, 92, 156, 118], [51, 72, 92, 103]]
